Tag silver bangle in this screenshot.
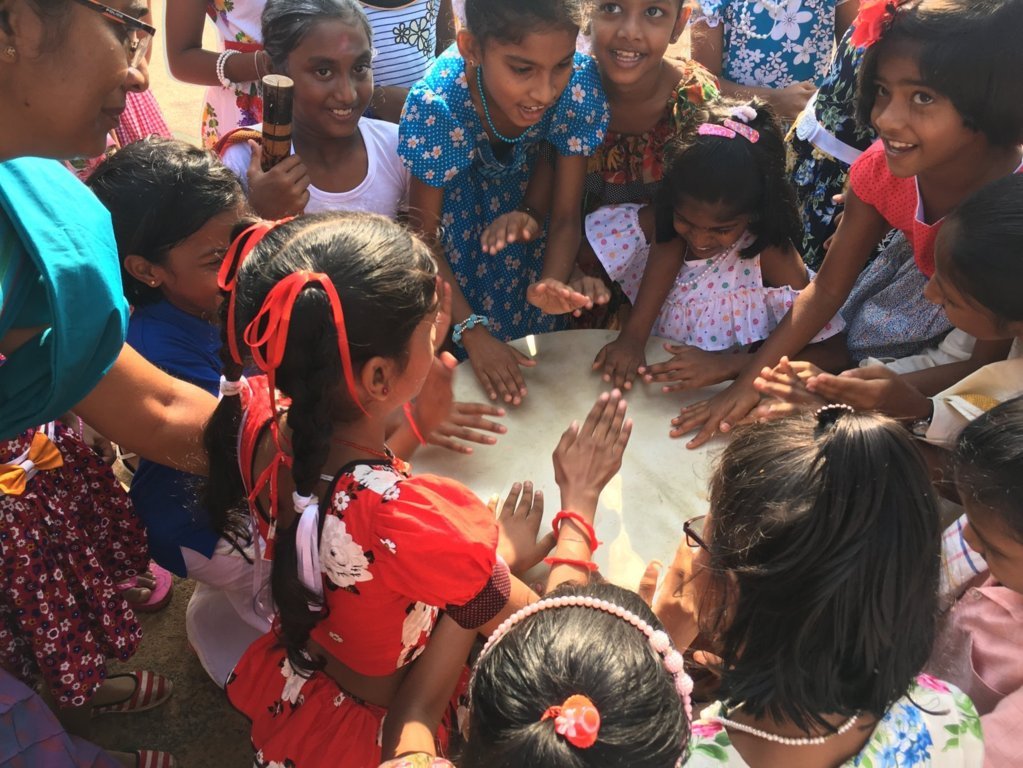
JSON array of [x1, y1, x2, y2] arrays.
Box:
[[216, 49, 240, 88]]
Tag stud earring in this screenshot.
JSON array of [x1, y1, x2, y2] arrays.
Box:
[[2, 46, 15, 60], [149, 280, 158, 286], [382, 385, 389, 396]]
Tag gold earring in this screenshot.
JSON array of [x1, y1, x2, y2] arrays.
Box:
[[2, 46, 15, 60], [149, 280, 158, 286]]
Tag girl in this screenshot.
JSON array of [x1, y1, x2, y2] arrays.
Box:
[[673, 408, 982, 766], [219, 0, 410, 220], [928, 397, 1023, 768], [399, 0, 610, 406], [208, 212, 630, 766], [676, 0, 1023, 448], [753, 138, 1023, 428], [382, 583, 694, 768], [582, 0, 719, 213], [690, 0, 860, 122], [86, 137, 272, 689], [591, 99, 843, 391]]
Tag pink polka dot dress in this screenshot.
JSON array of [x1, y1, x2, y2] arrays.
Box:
[[586, 204, 844, 350]]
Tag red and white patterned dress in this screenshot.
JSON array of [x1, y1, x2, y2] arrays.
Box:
[[226, 381, 500, 767]]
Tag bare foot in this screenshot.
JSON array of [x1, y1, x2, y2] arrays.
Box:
[[121, 572, 156, 605]]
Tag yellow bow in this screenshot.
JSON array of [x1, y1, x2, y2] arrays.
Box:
[[0, 430, 63, 496]]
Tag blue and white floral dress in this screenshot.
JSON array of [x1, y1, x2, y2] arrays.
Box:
[[687, 674, 984, 767], [398, 47, 609, 343], [693, 0, 853, 88]]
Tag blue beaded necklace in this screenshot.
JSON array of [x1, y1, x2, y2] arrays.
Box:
[[476, 64, 529, 144]]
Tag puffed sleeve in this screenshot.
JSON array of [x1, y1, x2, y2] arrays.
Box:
[[399, 80, 475, 188], [693, 0, 727, 26], [546, 53, 610, 158], [371, 474, 499, 609]]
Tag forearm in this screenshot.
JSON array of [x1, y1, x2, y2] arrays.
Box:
[[379, 616, 476, 759], [167, 48, 263, 87], [74, 346, 214, 474], [620, 247, 684, 342], [540, 216, 582, 284]]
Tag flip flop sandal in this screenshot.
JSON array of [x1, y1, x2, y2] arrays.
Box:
[[116, 562, 173, 613], [134, 749, 176, 768], [93, 670, 174, 716]]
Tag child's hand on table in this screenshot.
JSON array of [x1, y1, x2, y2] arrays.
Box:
[[806, 365, 932, 420], [462, 328, 535, 405], [593, 334, 646, 390], [494, 481, 556, 576], [641, 344, 745, 391], [480, 211, 539, 255], [670, 379, 761, 448], [245, 141, 310, 218], [429, 402, 507, 454]]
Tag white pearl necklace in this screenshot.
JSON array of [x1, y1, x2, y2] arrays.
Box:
[[713, 710, 860, 746]]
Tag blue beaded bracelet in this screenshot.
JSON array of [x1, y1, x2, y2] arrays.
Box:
[[452, 314, 491, 346]]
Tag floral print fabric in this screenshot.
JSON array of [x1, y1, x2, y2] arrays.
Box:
[[399, 47, 609, 343], [0, 423, 147, 707], [201, 0, 265, 148], [694, 0, 847, 88], [687, 675, 984, 767]]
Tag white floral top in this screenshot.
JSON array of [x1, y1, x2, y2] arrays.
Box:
[[693, 0, 851, 88], [687, 675, 984, 766]]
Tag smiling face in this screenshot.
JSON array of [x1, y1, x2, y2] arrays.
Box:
[[460, 26, 578, 136], [869, 47, 980, 180], [672, 196, 750, 258], [287, 18, 374, 141], [588, 0, 685, 88], [146, 205, 246, 320], [1, 0, 150, 159]]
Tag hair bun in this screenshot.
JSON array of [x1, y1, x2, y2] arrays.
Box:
[[541, 694, 601, 749]]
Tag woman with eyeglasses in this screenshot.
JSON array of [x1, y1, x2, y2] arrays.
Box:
[[0, 0, 218, 764], [655, 407, 984, 767]]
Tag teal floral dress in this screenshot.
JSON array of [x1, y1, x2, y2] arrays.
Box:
[[398, 47, 609, 344], [687, 675, 984, 767]]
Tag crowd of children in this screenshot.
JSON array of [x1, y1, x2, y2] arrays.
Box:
[[2, 0, 1023, 765]]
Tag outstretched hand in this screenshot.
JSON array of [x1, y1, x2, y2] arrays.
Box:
[[641, 343, 744, 391], [526, 277, 595, 316], [429, 402, 507, 454], [494, 481, 556, 575], [463, 330, 535, 405], [481, 211, 539, 255], [553, 389, 632, 515], [805, 365, 932, 419], [593, 334, 646, 390], [669, 380, 760, 448]]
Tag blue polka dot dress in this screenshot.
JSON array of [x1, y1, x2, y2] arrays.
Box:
[[399, 47, 609, 344]]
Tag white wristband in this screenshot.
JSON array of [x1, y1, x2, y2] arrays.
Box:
[[216, 49, 240, 88]]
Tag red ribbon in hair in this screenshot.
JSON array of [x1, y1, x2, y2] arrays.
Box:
[[218, 218, 294, 365], [242, 270, 368, 418], [541, 694, 601, 749]]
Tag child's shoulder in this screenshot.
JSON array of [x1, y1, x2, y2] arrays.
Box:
[[359, 117, 400, 150]]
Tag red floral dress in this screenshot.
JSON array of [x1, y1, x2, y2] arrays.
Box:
[[0, 423, 148, 707], [226, 382, 500, 768]]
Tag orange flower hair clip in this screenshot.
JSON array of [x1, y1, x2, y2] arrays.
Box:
[[542, 694, 601, 749]]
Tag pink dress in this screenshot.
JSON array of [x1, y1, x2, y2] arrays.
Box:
[[586, 203, 844, 350]]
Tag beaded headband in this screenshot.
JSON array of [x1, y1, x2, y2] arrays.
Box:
[[474, 595, 694, 751]]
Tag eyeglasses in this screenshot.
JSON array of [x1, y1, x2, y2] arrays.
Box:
[[683, 515, 709, 552], [72, 0, 155, 69]]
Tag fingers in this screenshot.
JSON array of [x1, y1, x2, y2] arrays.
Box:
[[637, 561, 663, 606], [806, 373, 865, 404], [514, 481, 535, 518], [499, 482, 523, 519], [431, 434, 474, 454], [510, 346, 537, 369], [246, 140, 263, 179]]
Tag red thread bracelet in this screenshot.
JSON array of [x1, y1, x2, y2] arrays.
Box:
[[543, 556, 598, 572], [403, 402, 427, 445], [552, 510, 601, 552]]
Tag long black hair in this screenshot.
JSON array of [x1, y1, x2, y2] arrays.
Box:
[[701, 409, 941, 732], [202, 212, 437, 672], [463, 0, 583, 44]]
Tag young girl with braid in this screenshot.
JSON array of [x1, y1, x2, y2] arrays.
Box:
[[204, 212, 632, 767]]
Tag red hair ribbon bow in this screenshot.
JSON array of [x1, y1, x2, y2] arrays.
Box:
[[218, 218, 294, 365], [542, 694, 601, 749], [850, 0, 906, 49], [242, 270, 368, 418]]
